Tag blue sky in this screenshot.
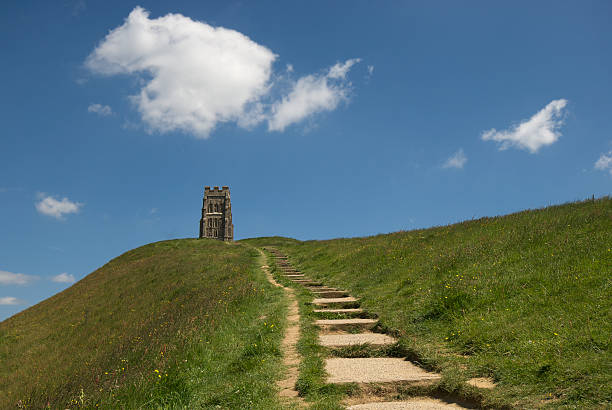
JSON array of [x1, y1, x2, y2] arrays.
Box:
[[1, 1, 611, 320]]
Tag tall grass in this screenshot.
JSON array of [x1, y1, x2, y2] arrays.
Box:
[[244, 198, 612, 408], [0, 239, 287, 409]]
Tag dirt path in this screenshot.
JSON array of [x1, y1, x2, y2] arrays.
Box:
[[258, 249, 304, 406]]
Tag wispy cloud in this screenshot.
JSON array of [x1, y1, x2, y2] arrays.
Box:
[[88, 103, 113, 116], [51, 273, 76, 284], [443, 149, 467, 169], [0, 296, 23, 305], [268, 59, 360, 132], [0, 270, 37, 285], [86, 7, 361, 138], [481, 99, 568, 153], [594, 151, 612, 176], [35, 194, 83, 220]]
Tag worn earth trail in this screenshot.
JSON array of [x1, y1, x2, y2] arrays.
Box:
[[264, 247, 482, 410], [258, 249, 304, 407]]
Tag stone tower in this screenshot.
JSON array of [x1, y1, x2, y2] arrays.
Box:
[[199, 186, 234, 241]]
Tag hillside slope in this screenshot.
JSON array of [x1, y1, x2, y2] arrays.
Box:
[[0, 239, 286, 409], [244, 198, 612, 408]]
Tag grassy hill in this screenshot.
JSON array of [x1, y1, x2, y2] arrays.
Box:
[[2, 198, 610, 408], [244, 198, 612, 408], [0, 239, 287, 409]]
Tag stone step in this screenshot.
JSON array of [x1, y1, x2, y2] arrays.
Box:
[[313, 297, 359, 306], [319, 333, 397, 347], [347, 399, 466, 409], [315, 318, 378, 331], [307, 286, 338, 292], [311, 290, 349, 298], [325, 358, 441, 384], [293, 280, 323, 286], [313, 308, 364, 314], [284, 274, 305, 278]]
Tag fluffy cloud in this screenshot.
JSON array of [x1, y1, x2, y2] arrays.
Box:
[[0, 297, 22, 305], [0, 270, 37, 285], [443, 149, 467, 169], [35, 194, 83, 220], [51, 273, 76, 283], [268, 60, 359, 132], [594, 151, 612, 175], [86, 7, 360, 137], [88, 103, 113, 116], [481, 99, 568, 153], [86, 7, 275, 137]]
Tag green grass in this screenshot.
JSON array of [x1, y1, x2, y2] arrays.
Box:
[[0, 239, 287, 409], [244, 198, 612, 408]]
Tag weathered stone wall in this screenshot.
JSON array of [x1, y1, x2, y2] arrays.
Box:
[[199, 186, 234, 241]]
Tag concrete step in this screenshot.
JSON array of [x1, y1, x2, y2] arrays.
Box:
[[313, 297, 359, 306], [313, 308, 364, 314], [320, 333, 397, 347], [347, 399, 466, 409], [315, 318, 378, 331], [325, 358, 441, 384], [311, 290, 349, 298]]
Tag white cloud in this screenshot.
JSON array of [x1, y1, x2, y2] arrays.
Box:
[[328, 58, 361, 79], [86, 7, 361, 137], [481, 99, 568, 153], [86, 7, 275, 138], [367, 65, 374, 75], [35, 194, 83, 220], [51, 273, 76, 283], [0, 297, 22, 305], [268, 60, 359, 132], [595, 151, 612, 176], [88, 103, 113, 116], [443, 149, 467, 169], [0, 270, 37, 285]]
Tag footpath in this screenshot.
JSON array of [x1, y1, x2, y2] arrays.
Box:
[[264, 247, 474, 410]]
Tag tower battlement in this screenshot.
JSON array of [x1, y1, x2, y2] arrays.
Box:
[[204, 186, 230, 192], [199, 186, 233, 241]]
